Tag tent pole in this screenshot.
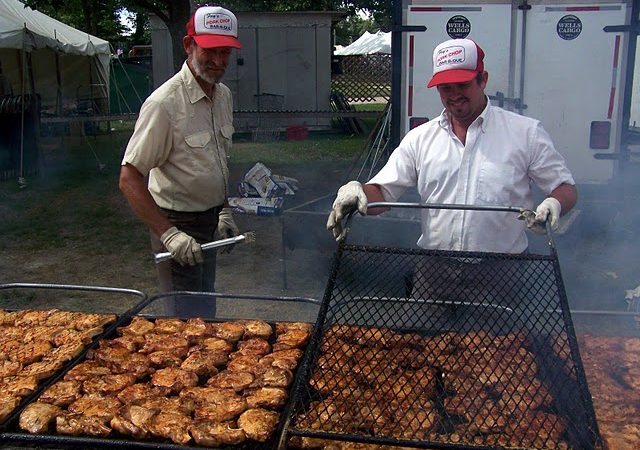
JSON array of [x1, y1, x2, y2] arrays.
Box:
[[19, 26, 27, 188]]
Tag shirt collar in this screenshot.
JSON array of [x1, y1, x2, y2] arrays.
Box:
[[180, 61, 217, 104], [438, 96, 492, 133]]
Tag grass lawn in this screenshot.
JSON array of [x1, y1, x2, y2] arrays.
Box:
[[0, 126, 368, 296]]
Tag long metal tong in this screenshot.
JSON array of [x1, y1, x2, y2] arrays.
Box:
[[154, 231, 256, 264]]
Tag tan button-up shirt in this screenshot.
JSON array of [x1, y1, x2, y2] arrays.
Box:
[[122, 62, 234, 211]]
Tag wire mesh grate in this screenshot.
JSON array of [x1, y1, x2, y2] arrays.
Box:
[[285, 244, 603, 449]]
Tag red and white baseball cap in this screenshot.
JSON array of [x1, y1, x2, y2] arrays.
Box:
[[427, 38, 484, 88], [186, 6, 242, 49]]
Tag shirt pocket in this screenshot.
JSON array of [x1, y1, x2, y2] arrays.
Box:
[[184, 131, 213, 171], [476, 161, 516, 205], [185, 131, 212, 148]]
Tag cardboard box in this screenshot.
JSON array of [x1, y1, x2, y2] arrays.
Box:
[[228, 197, 284, 216]]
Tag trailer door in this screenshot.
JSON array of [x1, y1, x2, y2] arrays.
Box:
[[403, 2, 514, 132], [522, 3, 627, 183]]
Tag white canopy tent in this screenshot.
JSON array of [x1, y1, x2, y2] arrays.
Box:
[[0, 0, 111, 116], [335, 30, 391, 56]]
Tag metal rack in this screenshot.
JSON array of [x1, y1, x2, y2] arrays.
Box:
[[280, 203, 603, 450]]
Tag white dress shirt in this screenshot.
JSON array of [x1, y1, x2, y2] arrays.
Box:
[[368, 99, 575, 253]]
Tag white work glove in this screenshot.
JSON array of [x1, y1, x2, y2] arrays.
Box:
[[217, 207, 239, 253], [526, 197, 562, 234], [160, 227, 203, 266], [326, 180, 368, 241]]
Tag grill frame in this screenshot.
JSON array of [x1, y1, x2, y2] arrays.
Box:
[[1, 291, 320, 450], [280, 204, 604, 450]]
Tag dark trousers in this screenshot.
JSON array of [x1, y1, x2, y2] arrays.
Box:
[[150, 206, 222, 318], [409, 254, 528, 333]]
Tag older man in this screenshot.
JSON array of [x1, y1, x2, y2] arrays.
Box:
[[119, 6, 242, 315]]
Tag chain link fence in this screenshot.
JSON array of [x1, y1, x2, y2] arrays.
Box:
[[331, 54, 391, 103]]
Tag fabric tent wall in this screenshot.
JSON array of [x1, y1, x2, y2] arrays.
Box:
[[0, 0, 110, 115]]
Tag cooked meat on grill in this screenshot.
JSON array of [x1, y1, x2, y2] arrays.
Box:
[[0, 396, 20, 422], [0, 337, 21, 355], [180, 350, 221, 376], [8, 340, 52, 365], [116, 382, 170, 404], [110, 404, 158, 439], [251, 366, 293, 388], [238, 407, 279, 442], [119, 316, 155, 336], [148, 350, 184, 368], [139, 334, 189, 355], [44, 310, 79, 327], [210, 321, 245, 342], [20, 358, 64, 380], [99, 335, 139, 352], [207, 370, 255, 391], [67, 393, 121, 420], [137, 396, 195, 416], [0, 359, 22, 378], [72, 313, 116, 331], [227, 354, 262, 373], [233, 338, 271, 357], [111, 352, 155, 378], [56, 412, 111, 437], [244, 386, 288, 409], [506, 410, 566, 446], [197, 336, 235, 353], [239, 320, 273, 339], [147, 410, 192, 445], [152, 318, 186, 334], [89, 343, 131, 366], [309, 369, 359, 395], [190, 419, 246, 446], [47, 341, 86, 364], [22, 325, 64, 343], [51, 329, 85, 347], [82, 373, 137, 396], [273, 322, 312, 351], [150, 367, 199, 393], [39, 380, 82, 406], [0, 375, 39, 397], [12, 309, 51, 326], [182, 318, 209, 343], [63, 361, 112, 381], [259, 348, 304, 371], [193, 389, 248, 422], [18, 401, 61, 434]]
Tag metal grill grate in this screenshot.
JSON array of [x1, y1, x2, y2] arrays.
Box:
[[283, 205, 603, 450]]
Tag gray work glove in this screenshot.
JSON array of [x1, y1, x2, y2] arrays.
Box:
[[525, 197, 562, 234], [160, 226, 203, 266], [326, 180, 368, 241], [217, 207, 239, 253]]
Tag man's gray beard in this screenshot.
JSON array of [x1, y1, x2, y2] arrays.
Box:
[[191, 57, 219, 84]]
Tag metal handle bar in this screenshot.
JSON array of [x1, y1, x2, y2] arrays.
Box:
[[0, 282, 145, 298], [342, 201, 554, 246], [366, 201, 529, 214]]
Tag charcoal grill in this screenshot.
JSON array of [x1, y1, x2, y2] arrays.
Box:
[[1, 291, 320, 450], [281, 203, 603, 450]]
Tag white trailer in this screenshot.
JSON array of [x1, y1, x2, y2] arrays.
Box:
[[399, 0, 639, 184]]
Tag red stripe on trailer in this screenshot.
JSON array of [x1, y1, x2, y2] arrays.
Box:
[[411, 7, 443, 12], [566, 6, 601, 11], [409, 35, 415, 116], [608, 35, 621, 119]]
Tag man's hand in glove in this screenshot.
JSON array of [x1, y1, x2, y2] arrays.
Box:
[[161, 227, 203, 266], [526, 197, 561, 234], [326, 181, 368, 241], [217, 207, 239, 253]]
